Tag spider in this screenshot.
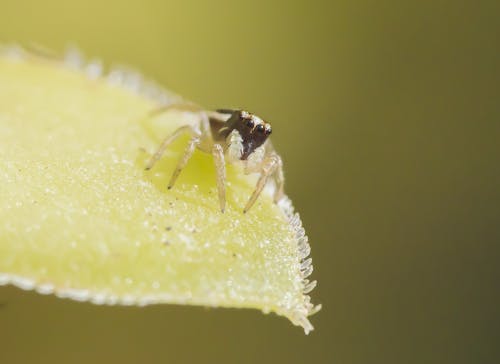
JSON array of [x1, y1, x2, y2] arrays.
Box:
[[145, 106, 285, 213]]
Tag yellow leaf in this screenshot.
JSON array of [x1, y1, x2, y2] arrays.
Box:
[[0, 46, 320, 333]]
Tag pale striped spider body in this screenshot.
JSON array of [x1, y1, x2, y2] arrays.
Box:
[[145, 107, 284, 213]]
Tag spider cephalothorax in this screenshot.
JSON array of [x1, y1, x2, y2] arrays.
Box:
[[146, 105, 284, 213], [217, 109, 272, 160]]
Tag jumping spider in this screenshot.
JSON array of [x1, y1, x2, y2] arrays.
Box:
[[145, 106, 285, 213]]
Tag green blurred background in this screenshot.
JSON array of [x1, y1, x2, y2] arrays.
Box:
[[0, 1, 498, 363]]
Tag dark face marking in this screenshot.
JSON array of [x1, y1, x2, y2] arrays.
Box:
[[246, 118, 254, 128], [217, 109, 272, 160]]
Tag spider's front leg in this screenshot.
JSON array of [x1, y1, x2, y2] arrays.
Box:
[[243, 153, 283, 213], [272, 156, 285, 203], [212, 144, 226, 213]]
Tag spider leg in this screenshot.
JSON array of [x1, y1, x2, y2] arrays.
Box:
[[145, 125, 194, 170], [212, 144, 226, 213], [146, 102, 204, 119], [272, 155, 285, 203], [243, 154, 280, 213], [168, 136, 201, 189]]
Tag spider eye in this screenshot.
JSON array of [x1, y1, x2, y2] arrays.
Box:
[[256, 124, 265, 133], [265, 126, 272, 135], [246, 119, 254, 128]]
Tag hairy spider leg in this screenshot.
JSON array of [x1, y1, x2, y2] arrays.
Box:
[[145, 101, 204, 119], [243, 153, 282, 213], [168, 136, 201, 189], [273, 156, 285, 203], [145, 125, 196, 170], [212, 144, 226, 213]]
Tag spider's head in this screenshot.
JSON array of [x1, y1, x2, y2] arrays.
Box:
[[217, 109, 272, 160]]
